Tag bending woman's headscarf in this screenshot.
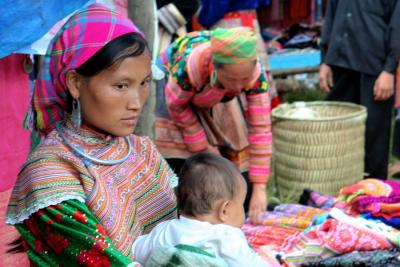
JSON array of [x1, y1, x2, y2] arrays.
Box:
[[210, 27, 257, 65], [30, 3, 143, 135]]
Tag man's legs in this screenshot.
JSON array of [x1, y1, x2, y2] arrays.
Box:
[[326, 66, 393, 179], [326, 66, 360, 102], [326, 65, 393, 179], [360, 73, 394, 179]]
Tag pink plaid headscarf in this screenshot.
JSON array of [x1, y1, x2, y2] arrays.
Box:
[[31, 3, 143, 135]]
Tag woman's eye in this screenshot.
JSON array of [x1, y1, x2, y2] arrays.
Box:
[[140, 78, 151, 87], [115, 83, 128, 89]]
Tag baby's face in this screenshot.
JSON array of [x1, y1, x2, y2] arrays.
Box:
[[225, 176, 247, 228]]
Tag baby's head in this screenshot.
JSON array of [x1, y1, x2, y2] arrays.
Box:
[[177, 152, 247, 228]]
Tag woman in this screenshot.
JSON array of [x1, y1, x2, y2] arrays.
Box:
[[6, 4, 177, 266], [196, 0, 280, 109], [155, 27, 272, 224]]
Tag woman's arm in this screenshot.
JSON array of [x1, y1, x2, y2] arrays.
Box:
[[15, 199, 132, 267], [245, 70, 272, 185], [245, 68, 272, 224], [165, 62, 209, 153]]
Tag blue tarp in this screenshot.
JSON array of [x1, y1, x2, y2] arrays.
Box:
[[0, 0, 90, 58], [269, 50, 321, 71]]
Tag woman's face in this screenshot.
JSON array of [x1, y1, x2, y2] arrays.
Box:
[[71, 49, 151, 137], [216, 61, 256, 97]]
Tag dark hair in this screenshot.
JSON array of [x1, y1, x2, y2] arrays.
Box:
[[177, 152, 243, 216], [213, 60, 224, 69], [76, 32, 148, 77], [213, 59, 257, 70]]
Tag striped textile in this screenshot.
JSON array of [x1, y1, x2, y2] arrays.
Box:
[[155, 31, 272, 184], [7, 121, 177, 258], [281, 218, 393, 266], [243, 204, 327, 251], [244, 203, 395, 266], [30, 3, 142, 135]]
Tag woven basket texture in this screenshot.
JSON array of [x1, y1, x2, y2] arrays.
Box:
[[272, 101, 367, 198]]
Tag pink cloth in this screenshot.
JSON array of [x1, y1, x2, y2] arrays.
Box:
[[281, 218, 393, 265], [0, 54, 31, 192]]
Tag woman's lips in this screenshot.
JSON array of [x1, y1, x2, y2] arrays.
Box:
[[121, 116, 137, 126]]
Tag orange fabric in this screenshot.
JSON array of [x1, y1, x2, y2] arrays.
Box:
[[377, 203, 400, 214], [339, 179, 393, 199]]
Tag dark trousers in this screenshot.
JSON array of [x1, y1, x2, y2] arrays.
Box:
[[166, 158, 253, 212], [326, 66, 394, 179], [394, 110, 400, 158]]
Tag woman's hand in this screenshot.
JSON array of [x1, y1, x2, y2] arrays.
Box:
[[248, 184, 267, 225]]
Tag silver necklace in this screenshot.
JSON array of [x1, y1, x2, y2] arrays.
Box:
[[56, 124, 132, 165]]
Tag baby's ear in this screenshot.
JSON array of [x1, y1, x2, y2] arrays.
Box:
[[217, 200, 230, 223]]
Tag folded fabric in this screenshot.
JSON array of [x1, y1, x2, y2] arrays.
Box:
[[243, 223, 302, 251], [301, 248, 400, 267], [372, 203, 400, 218], [299, 189, 336, 210], [338, 179, 397, 202], [364, 212, 400, 228], [144, 244, 228, 267], [338, 179, 400, 217], [281, 218, 393, 266], [243, 204, 327, 251], [299, 189, 349, 212], [273, 204, 328, 219], [352, 195, 400, 214], [330, 208, 400, 247]]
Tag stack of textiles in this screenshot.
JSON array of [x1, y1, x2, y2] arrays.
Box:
[[338, 179, 400, 229], [242, 179, 400, 266]]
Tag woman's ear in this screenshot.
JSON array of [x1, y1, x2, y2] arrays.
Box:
[[217, 200, 230, 223], [66, 70, 83, 99]]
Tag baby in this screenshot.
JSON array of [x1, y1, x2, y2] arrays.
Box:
[[132, 152, 269, 266]]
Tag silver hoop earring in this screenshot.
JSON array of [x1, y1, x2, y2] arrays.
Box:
[[211, 69, 218, 86], [71, 98, 81, 130]]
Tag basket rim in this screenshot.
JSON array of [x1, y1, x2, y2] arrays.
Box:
[[272, 101, 367, 122]]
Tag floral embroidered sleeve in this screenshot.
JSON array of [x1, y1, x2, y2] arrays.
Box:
[[15, 199, 132, 267], [165, 53, 209, 153], [244, 66, 272, 184]]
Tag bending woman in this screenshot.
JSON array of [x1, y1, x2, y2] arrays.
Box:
[[155, 27, 272, 224], [6, 4, 177, 266]]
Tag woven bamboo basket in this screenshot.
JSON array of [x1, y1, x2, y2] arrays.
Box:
[[272, 101, 367, 199]]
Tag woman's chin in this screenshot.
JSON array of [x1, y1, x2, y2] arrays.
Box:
[[109, 126, 136, 137]]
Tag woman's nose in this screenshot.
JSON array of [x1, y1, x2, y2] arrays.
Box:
[[127, 89, 141, 110]]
